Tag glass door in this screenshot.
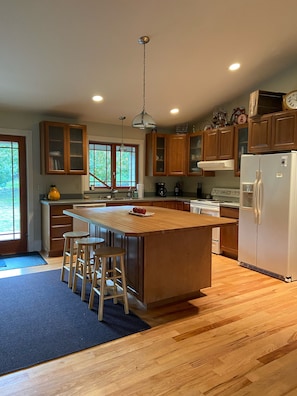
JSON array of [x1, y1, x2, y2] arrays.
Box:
[[47, 124, 65, 173], [0, 135, 27, 254], [234, 124, 248, 176], [68, 126, 86, 173], [155, 135, 166, 174], [188, 132, 203, 175]]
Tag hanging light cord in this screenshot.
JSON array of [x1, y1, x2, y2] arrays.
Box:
[[142, 41, 146, 113]]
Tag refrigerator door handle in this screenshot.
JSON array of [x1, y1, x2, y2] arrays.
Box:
[[257, 171, 263, 224], [253, 179, 258, 222], [253, 171, 260, 223]]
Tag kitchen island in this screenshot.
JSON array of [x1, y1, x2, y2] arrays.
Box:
[[64, 205, 236, 308]]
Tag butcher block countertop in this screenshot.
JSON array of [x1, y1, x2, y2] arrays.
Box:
[[64, 205, 236, 237]]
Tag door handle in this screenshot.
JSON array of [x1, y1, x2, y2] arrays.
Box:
[[253, 171, 259, 224], [257, 171, 263, 224]]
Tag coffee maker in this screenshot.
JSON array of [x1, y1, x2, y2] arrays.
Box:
[[156, 182, 167, 197]]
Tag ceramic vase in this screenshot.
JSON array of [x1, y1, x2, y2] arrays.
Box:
[[48, 185, 60, 201]]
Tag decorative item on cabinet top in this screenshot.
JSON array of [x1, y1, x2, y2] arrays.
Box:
[[282, 90, 297, 110], [212, 108, 227, 128], [249, 90, 285, 118], [230, 107, 248, 125], [176, 123, 188, 134]]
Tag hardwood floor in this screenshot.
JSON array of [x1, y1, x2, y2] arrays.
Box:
[[1, 254, 297, 395]]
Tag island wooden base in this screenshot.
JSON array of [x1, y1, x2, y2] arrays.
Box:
[[92, 224, 212, 308]]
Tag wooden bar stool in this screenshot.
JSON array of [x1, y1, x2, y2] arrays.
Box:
[[88, 246, 129, 321], [60, 231, 90, 288], [72, 237, 105, 301]]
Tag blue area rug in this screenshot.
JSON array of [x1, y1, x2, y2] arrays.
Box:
[[0, 252, 47, 271], [0, 270, 150, 376]]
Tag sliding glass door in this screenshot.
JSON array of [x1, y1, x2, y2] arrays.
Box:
[[0, 135, 27, 254]]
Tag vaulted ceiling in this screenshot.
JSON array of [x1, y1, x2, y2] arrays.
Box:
[[1, 0, 297, 128]]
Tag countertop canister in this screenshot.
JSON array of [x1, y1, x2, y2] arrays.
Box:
[[137, 184, 144, 199]]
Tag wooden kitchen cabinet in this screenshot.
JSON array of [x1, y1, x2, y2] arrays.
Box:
[[146, 132, 187, 176], [248, 114, 272, 153], [204, 126, 234, 160], [41, 204, 73, 257], [107, 200, 189, 211], [234, 123, 248, 176], [167, 134, 187, 175], [152, 201, 178, 210], [248, 110, 297, 153], [106, 201, 151, 207], [220, 206, 239, 259], [179, 201, 191, 211], [40, 121, 87, 175], [272, 110, 297, 151]]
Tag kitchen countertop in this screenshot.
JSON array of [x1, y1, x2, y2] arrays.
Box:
[[64, 205, 236, 237], [40, 196, 194, 205]]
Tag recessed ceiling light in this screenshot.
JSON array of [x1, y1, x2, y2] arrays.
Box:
[[229, 63, 240, 71], [92, 95, 103, 102], [170, 108, 179, 114]]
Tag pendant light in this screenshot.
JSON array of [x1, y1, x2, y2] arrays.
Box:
[[132, 36, 156, 129], [119, 116, 126, 152]]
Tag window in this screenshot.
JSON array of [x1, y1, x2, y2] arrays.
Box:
[[89, 142, 138, 189]]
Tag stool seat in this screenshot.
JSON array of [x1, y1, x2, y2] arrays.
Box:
[[94, 246, 126, 258], [88, 246, 129, 321], [60, 230, 90, 288], [75, 237, 105, 246], [63, 231, 90, 238], [72, 237, 105, 301]]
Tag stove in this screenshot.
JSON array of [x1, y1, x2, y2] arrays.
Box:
[[191, 188, 240, 207], [190, 188, 240, 254]]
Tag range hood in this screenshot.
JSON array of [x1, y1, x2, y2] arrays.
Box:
[[197, 159, 234, 171]]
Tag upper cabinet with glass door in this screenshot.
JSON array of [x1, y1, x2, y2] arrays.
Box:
[[187, 131, 204, 176], [145, 132, 167, 176], [234, 123, 248, 176], [40, 121, 87, 175]]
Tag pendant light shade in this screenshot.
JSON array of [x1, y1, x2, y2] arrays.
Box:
[[132, 111, 156, 129], [132, 36, 156, 129]]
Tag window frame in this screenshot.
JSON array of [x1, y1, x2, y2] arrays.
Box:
[[88, 140, 139, 190]]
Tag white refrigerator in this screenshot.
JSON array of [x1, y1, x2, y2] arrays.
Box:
[[238, 152, 297, 281]]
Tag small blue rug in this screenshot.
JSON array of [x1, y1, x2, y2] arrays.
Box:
[[0, 252, 47, 271], [0, 269, 150, 376]]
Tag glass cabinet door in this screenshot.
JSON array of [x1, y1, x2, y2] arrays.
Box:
[[188, 131, 203, 175], [155, 135, 166, 174], [69, 126, 85, 172], [47, 124, 65, 173], [234, 123, 248, 176]]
